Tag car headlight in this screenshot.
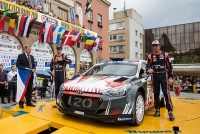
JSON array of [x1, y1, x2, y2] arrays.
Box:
[[101, 85, 131, 97], [59, 84, 65, 91]]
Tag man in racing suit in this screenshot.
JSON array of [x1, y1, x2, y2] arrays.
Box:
[[146, 40, 175, 121], [50, 45, 71, 108]]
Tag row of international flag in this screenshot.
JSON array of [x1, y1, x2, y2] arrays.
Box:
[[0, 9, 36, 37], [39, 21, 104, 51]]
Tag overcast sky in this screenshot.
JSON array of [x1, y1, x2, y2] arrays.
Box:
[[108, 0, 200, 29]]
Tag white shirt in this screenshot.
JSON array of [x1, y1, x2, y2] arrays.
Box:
[[7, 71, 17, 82]]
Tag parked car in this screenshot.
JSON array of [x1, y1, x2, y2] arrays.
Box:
[[56, 58, 165, 126]]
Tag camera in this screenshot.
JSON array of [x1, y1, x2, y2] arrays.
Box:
[[11, 74, 17, 82]]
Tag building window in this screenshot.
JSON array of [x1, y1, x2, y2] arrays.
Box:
[[113, 35, 117, 41], [58, 8, 68, 21], [110, 46, 117, 53], [140, 54, 142, 59], [118, 34, 124, 41], [135, 52, 138, 58], [109, 34, 125, 42], [88, 10, 93, 22], [117, 22, 124, 29], [98, 14, 102, 26], [109, 36, 112, 41], [135, 41, 138, 47], [109, 45, 125, 53], [135, 30, 138, 36], [76, 2, 82, 15], [119, 45, 125, 52], [140, 33, 142, 38], [109, 23, 116, 31], [140, 43, 142, 49]]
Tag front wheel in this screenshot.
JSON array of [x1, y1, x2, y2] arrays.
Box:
[[133, 92, 144, 126]]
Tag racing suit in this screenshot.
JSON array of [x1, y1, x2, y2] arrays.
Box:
[[146, 51, 174, 112], [50, 53, 71, 101]]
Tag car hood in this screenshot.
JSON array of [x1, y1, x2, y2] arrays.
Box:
[[63, 75, 128, 93]]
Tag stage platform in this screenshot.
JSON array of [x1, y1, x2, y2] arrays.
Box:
[[0, 97, 200, 134]]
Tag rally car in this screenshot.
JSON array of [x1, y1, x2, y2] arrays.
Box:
[[57, 58, 165, 125]]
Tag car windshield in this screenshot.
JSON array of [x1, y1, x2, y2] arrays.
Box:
[[84, 64, 137, 76]]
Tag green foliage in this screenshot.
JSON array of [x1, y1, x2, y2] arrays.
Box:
[[178, 54, 200, 64]]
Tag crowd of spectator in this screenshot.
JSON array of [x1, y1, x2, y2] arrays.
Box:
[[8, 0, 83, 25]]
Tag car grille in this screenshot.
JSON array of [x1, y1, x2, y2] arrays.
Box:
[[62, 94, 102, 113]]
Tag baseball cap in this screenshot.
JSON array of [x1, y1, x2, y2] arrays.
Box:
[[152, 40, 160, 45], [56, 45, 62, 50]]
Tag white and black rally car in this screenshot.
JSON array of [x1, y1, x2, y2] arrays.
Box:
[[57, 58, 165, 125]]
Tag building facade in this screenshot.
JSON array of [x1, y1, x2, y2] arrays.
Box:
[[0, 0, 111, 78], [145, 22, 200, 63], [74, 0, 111, 68], [109, 9, 144, 60]]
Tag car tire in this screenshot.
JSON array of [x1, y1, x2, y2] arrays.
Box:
[[133, 92, 144, 126], [160, 97, 166, 107]]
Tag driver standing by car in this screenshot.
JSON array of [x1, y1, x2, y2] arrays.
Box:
[[146, 40, 175, 121], [50, 45, 71, 108]]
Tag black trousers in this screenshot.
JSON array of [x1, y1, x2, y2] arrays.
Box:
[[19, 75, 33, 105], [152, 73, 173, 111], [0, 84, 5, 103], [55, 71, 65, 102], [7, 82, 17, 103]]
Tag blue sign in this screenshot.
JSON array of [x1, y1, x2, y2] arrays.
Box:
[[34, 61, 37, 66], [45, 62, 50, 67], [70, 7, 76, 24], [11, 59, 17, 65]]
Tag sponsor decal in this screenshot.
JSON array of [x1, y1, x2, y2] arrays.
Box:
[[74, 110, 84, 115], [118, 117, 133, 121], [124, 130, 182, 133]]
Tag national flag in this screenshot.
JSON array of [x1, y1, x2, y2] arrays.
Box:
[[98, 39, 104, 50], [39, 22, 51, 43], [0, 9, 10, 30], [77, 6, 83, 27], [70, 7, 76, 24], [26, 18, 36, 38], [50, 25, 58, 43], [78, 33, 87, 42], [52, 25, 60, 43], [16, 67, 32, 102], [61, 30, 75, 46], [8, 19, 15, 36], [92, 38, 100, 51], [56, 26, 66, 44], [84, 36, 96, 50], [21, 16, 31, 36], [71, 31, 81, 46], [46, 24, 54, 43], [85, 0, 92, 14], [8, 12, 18, 36], [15, 14, 26, 37]]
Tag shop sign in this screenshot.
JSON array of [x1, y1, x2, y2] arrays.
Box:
[[80, 49, 91, 62]]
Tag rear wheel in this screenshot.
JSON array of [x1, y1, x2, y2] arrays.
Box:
[[133, 92, 144, 126]]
